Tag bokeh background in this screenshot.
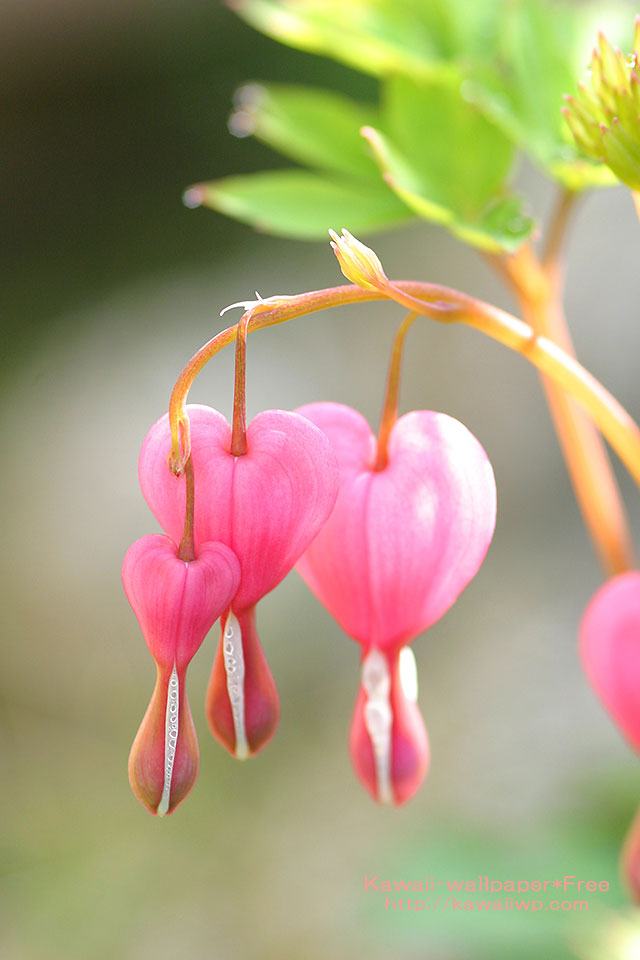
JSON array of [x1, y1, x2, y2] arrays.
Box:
[[2, 2, 640, 958]]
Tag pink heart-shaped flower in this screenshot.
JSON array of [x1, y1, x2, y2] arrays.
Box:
[[294, 401, 496, 805], [138, 404, 339, 611], [295, 402, 497, 650], [122, 534, 240, 669], [137, 403, 339, 758], [122, 534, 240, 814], [580, 570, 640, 753]]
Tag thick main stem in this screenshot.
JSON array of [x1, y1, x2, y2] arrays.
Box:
[[498, 202, 636, 577], [515, 253, 634, 575], [375, 311, 418, 470]]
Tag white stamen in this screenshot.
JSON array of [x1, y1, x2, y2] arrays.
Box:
[[157, 664, 179, 816], [219, 293, 296, 317], [222, 611, 249, 759], [399, 646, 418, 703], [361, 649, 393, 805]]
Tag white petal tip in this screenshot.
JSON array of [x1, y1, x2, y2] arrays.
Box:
[[399, 647, 418, 703]]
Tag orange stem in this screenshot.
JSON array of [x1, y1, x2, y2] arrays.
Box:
[[494, 214, 636, 576], [375, 311, 418, 470], [178, 450, 195, 562], [230, 311, 251, 457], [166, 283, 640, 499]]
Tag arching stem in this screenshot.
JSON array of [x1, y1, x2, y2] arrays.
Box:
[[166, 281, 640, 496], [375, 311, 418, 471]]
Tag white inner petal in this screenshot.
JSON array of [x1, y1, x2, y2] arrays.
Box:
[[223, 610, 249, 760], [399, 646, 418, 703], [157, 663, 179, 817], [361, 649, 393, 805]]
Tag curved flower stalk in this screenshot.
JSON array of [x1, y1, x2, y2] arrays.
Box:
[[295, 399, 496, 804], [579, 571, 640, 753], [123, 534, 240, 815], [138, 403, 339, 757]]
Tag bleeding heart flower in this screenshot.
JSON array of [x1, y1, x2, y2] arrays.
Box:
[[579, 570, 640, 752], [295, 401, 497, 804], [123, 534, 240, 815], [138, 403, 339, 757]]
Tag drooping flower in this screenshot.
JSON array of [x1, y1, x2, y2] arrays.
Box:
[[138, 403, 339, 757], [123, 534, 240, 815], [295, 402, 497, 804], [579, 570, 640, 753]]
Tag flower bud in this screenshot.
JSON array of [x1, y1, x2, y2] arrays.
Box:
[[328, 228, 390, 293], [563, 22, 640, 189]]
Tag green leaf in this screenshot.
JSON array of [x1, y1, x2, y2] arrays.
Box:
[[364, 77, 534, 252], [384, 75, 516, 212], [231, 0, 461, 80], [230, 84, 381, 180], [468, 0, 617, 189], [193, 170, 414, 239]]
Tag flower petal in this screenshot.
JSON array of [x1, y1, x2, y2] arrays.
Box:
[[349, 647, 429, 805], [128, 663, 199, 816], [580, 571, 640, 752], [138, 404, 339, 609], [206, 606, 280, 758], [296, 402, 496, 649], [122, 534, 241, 668]]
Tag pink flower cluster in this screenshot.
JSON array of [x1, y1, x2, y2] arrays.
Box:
[[123, 398, 497, 815]]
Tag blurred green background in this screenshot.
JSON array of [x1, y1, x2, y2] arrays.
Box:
[[2, 2, 640, 958]]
